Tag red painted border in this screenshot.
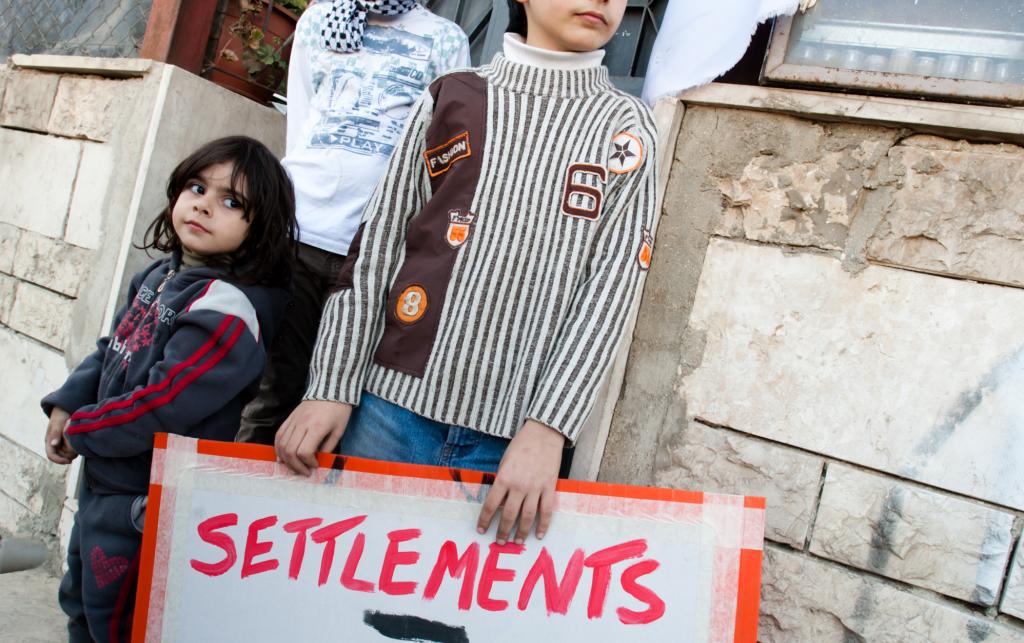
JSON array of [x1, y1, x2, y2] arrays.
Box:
[[733, 548, 763, 642], [132, 483, 163, 643]]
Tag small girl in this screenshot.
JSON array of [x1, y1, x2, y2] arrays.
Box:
[[41, 136, 297, 642]]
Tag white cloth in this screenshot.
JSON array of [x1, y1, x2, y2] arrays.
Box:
[[284, 3, 470, 255], [502, 33, 605, 70], [641, 0, 800, 105]]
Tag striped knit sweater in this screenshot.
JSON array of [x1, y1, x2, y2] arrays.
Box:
[[305, 51, 658, 442]]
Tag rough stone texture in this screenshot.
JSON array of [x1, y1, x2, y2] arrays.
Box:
[[47, 76, 134, 142], [0, 327, 68, 458], [1003, 536, 1024, 620], [0, 222, 18, 273], [12, 231, 92, 297], [655, 421, 823, 547], [868, 136, 1024, 287], [0, 490, 34, 536], [761, 546, 1024, 643], [8, 283, 73, 351], [810, 464, 1014, 605], [716, 129, 896, 252], [0, 69, 59, 133], [0, 129, 81, 238], [0, 65, 8, 114], [0, 273, 15, 324], [682, 238, 1024, 511], [0, 435, 65, 516], [65, 142, 113, 249]]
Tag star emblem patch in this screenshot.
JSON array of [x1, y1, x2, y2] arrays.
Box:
[[608, 131, 643, 174]]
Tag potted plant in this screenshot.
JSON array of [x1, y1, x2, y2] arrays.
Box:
[[203, 0, 308, 105]]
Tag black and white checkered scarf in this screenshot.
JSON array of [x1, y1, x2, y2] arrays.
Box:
[[320, 0, 420, 53]]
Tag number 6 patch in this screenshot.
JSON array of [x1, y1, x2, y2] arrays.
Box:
[[395, 285, 428, 324]]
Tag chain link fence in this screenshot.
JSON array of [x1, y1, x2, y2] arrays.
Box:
[[1, 0, 152, 60]]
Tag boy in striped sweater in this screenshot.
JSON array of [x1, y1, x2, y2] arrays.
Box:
[[276, 0, 658, 545]]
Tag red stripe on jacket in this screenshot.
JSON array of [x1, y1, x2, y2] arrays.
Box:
[[67, 318, 244, 434], [71, 317, 234, 421]]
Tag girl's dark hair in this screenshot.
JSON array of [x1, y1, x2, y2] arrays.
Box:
[[139, 136, 298, 287], [506, 0, 527, 37]]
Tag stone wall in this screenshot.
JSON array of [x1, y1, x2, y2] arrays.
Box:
[[0, 55, 284, 564], [605, 96, 1024, 639]]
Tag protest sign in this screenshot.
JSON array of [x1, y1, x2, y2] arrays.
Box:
[[133, 434, 765, 642]]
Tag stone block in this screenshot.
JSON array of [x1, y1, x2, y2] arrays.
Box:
[[810, 464, 1014, 605], [0, 129, 81, 238], [868, 136, 1024, 287], [761, 546, 1024, 643], [12, 230, 93, 297], [716, 135, 894, 251], [0, 273, 15, 324], [65, 142, 113, 249], [8, 282, 73, 350], [655, 421, 823, 547], [682, 238, 1024, 510], [48, 76, 135, 142], [0, 69, 59, 132], [1003, 536, 1024, 620], [0, 435, 65, 515], [0, 327, 69, 458], [0, 222, 18, 273]]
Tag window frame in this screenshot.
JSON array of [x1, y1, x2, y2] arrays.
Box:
[[761, 14, 1024, 105]]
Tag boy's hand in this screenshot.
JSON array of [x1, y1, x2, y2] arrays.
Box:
[[275, 400, 352, 476], [44, 407, 77, 465], [477, 419, 565, 545]]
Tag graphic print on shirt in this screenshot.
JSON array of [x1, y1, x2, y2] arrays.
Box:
[[308, 26, 436, 158], [561, 163, 607, 220], [108, 284, 176, 367]]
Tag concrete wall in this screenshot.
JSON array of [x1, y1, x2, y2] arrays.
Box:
[[604, 87, 1024, 640], [0, 54, 283, 564]]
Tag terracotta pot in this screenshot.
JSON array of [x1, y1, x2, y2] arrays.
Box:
[[204, 0, 298, 105]]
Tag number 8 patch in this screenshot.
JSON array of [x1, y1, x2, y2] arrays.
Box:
[[395, 285, 428, 324]]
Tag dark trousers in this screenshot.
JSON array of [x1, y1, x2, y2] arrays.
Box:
[[236, 242, 347, 445], [60, 483, 143, 643]]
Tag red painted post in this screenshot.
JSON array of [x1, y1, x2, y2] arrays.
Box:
[[139, 0, 220, 74]]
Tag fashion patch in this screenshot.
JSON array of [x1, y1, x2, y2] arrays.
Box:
[[561, 163, 607, 220], [424, 131, 471, 177], [395, 284, 429, 324], [638, 228, 654, 271], [608, 131, 644, 174], [445, 209, 476, 248]]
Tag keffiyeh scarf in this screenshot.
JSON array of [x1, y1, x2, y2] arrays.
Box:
[[320, 0, 420, 53]]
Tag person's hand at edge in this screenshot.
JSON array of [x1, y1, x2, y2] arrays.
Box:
[[275, 400, 352, 476], [44, 407, 77, 465], [476, 419, 565, 545]]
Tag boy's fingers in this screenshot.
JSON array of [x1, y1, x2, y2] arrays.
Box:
[[319, 425, 344, 455], [295, 427, 324, 474], [536, 489, 555, 540], [477, 484, 506, 534], [514, 492, 539, 544], [496, 491, 524, 544], [280, 426, 310, 476]]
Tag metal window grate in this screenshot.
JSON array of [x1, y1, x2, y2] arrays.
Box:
[[0, 0, 152, 60]]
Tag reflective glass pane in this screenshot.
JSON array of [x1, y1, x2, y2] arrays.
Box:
[[785, 0, 1024, 83]]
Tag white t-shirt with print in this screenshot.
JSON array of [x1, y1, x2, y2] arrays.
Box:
[[284, 3, 470, 255]]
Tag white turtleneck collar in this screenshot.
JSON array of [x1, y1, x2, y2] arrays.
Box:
[[502, 33, 605, 70]]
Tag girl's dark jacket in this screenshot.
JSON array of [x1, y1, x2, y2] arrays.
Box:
[[42, 254, 289, 495]]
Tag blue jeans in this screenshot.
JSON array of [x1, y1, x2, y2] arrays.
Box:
[[338, 392, 510, 473]]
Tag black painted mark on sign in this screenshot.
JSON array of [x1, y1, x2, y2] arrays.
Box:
[[363, 611, 469, 643]]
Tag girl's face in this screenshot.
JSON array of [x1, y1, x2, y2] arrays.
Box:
[[519, 0, 626, 53], [171, 161, 251, 257]]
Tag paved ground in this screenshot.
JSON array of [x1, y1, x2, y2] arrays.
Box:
[[0, 568, 65, 642]]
